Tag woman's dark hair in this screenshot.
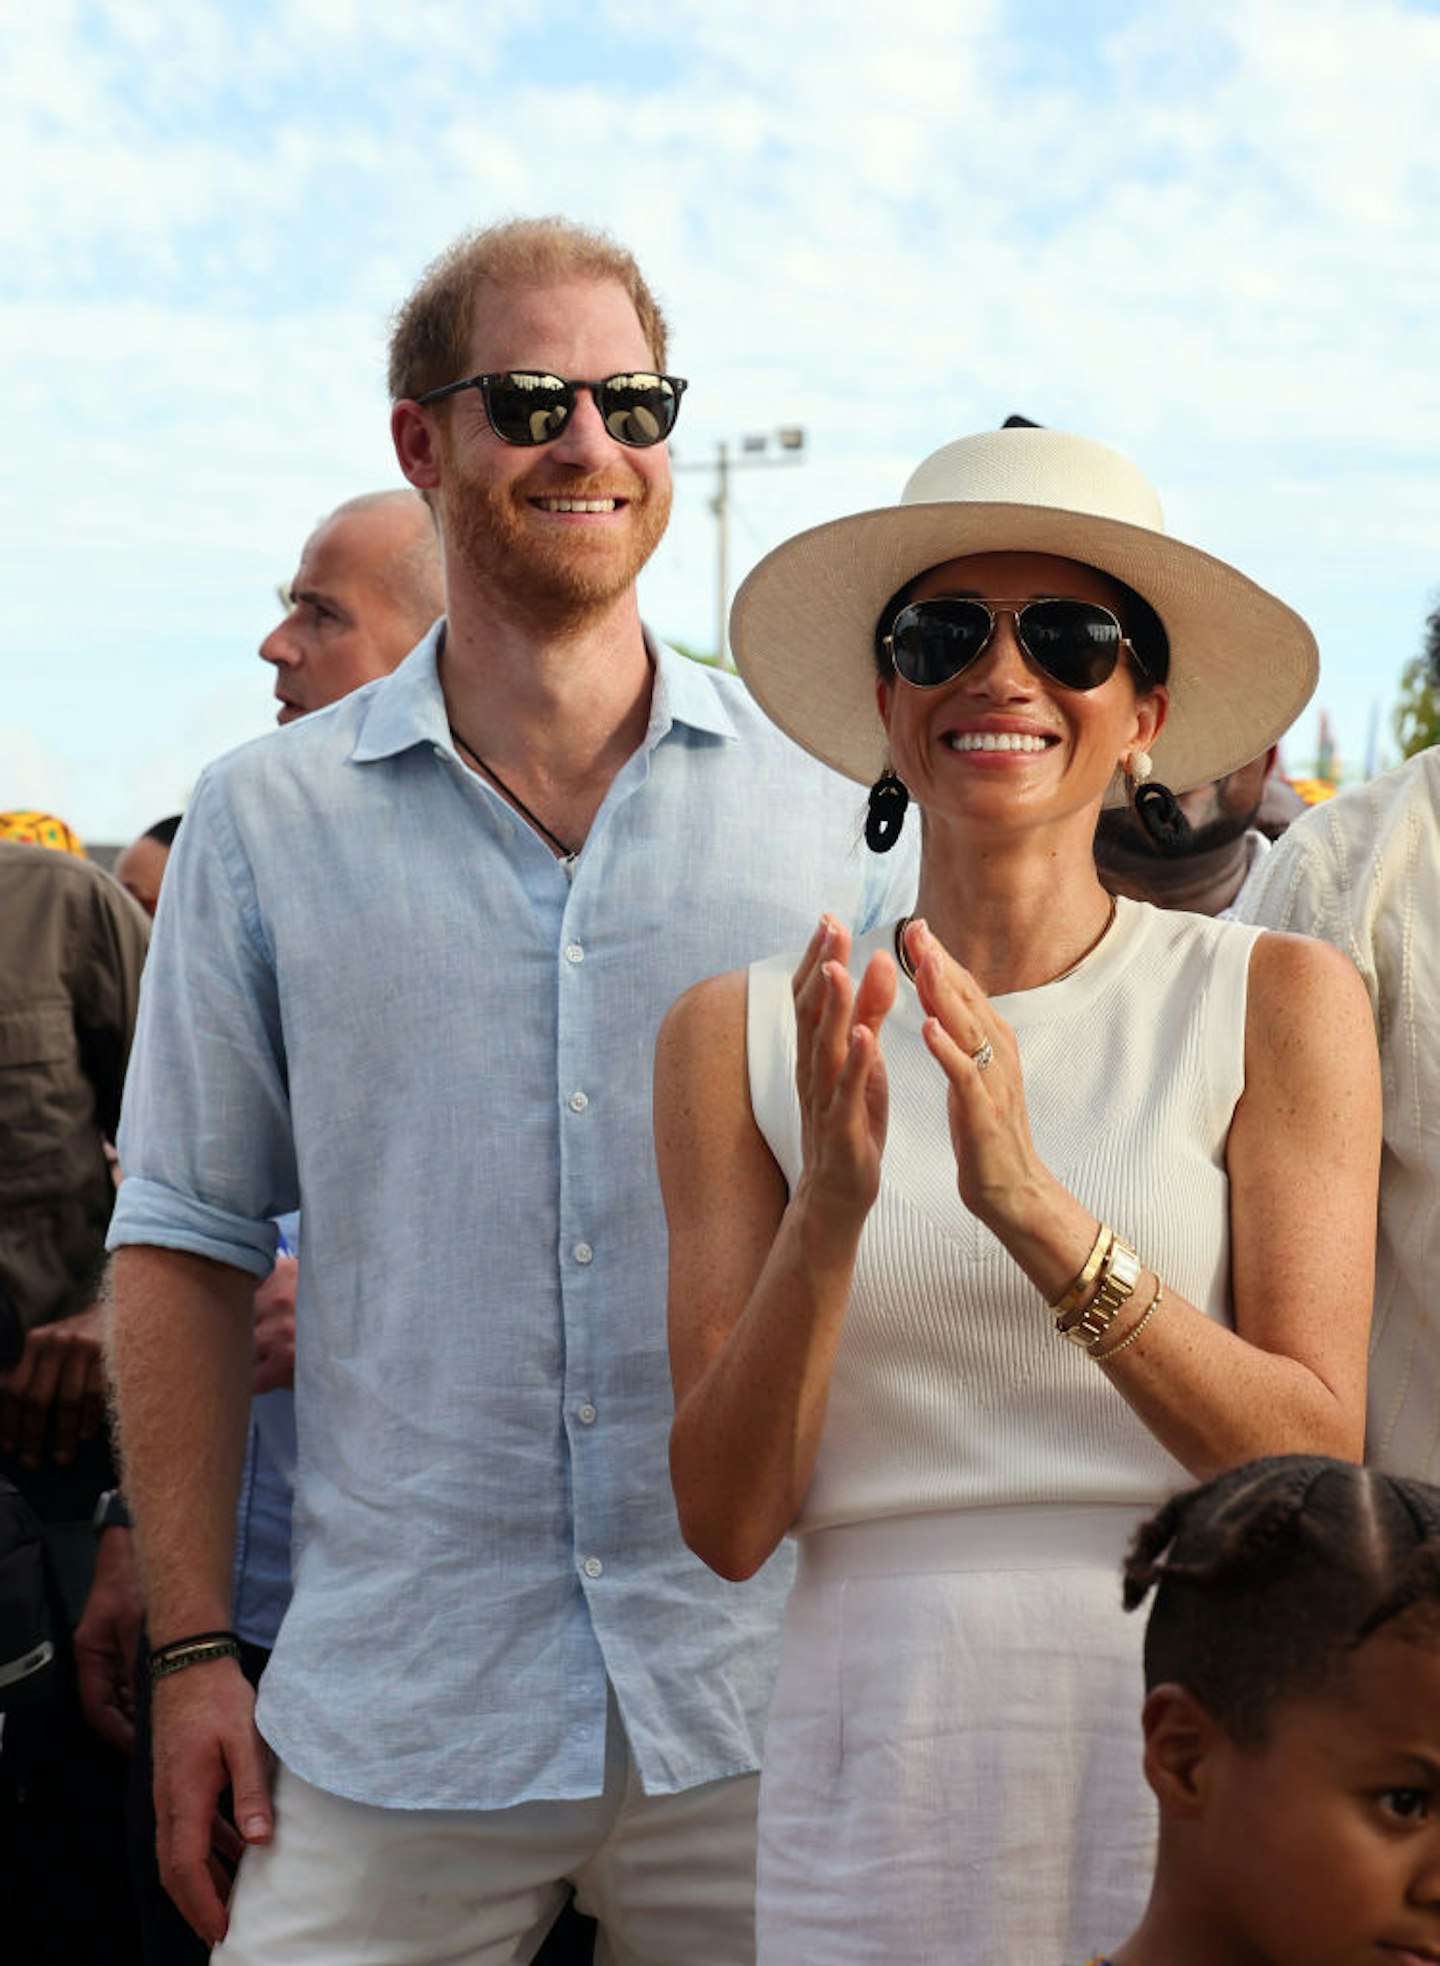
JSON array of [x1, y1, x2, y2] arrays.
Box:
[[142, 814, 183, 847], [1124, 1456, 1440, 1745], [872, 565, 1171, 689]]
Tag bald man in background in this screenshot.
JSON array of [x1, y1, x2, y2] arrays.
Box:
[[260, 489, 444, 722]]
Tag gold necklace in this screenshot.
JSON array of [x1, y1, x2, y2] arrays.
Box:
[[893, 894, 1119, 987]]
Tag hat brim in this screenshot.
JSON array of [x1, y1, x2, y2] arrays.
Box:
[[730, 500, 1318, 804]]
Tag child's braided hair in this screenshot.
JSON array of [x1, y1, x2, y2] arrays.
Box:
[[1123, 1455, 1440, 1744]]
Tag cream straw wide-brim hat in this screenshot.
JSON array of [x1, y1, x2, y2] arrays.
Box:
[[730, 427, 1318, 804]]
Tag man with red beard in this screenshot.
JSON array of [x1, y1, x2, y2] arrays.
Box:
[[104, 218, 916, 1963]]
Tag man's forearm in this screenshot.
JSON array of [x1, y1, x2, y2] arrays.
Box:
[[106, 1245, 256, 1641]]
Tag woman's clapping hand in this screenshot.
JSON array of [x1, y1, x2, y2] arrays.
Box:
[[791, 916, 897, 1226], [902, 917, 1046, 1237]]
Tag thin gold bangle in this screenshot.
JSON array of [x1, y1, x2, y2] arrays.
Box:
[[1051, 1222, 1112, 1319], [1091, 1281, 1165, 1365]]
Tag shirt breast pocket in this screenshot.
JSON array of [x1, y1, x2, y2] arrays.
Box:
[[0, 1001, 79, 1171]]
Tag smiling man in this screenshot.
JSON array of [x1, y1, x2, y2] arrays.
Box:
[[105, 217, 915, 1964], [259, 488, 443, 722]]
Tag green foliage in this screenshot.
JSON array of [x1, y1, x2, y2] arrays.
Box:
[[1393, 653, 1440, 760]]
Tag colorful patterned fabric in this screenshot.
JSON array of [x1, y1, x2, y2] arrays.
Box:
[[0, 809, 85, 855], [1284, 773, 1338, 806]]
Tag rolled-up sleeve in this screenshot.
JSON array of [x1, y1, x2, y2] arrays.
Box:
[[108, 766, 296, 1280]]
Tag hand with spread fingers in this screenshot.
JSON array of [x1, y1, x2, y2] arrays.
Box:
[[792, 916, 898, 1229], [902, 916, 1048, 1235]]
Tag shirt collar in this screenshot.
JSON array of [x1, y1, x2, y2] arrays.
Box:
[[348, 620, 743, 769], [349, 622, 451, 765], [646, 633, 742, 746]]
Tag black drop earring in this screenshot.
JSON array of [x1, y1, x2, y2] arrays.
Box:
[[1126, 751, 1192, 855], [865, 768, 909, 854]]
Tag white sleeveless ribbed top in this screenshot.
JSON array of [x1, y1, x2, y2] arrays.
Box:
[[747, 898, 1262, 1531]]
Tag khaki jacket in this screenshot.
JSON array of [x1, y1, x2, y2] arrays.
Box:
[[0, 842, 149, 1367]]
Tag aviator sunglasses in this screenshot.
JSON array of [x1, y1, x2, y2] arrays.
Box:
[[882, 596, 1147, 693], [414, 369, 688, 448]]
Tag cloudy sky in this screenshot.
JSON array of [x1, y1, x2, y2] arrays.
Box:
[[5, 0, 1438, 842]]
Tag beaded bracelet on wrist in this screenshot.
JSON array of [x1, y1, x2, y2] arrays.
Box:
[[148, 1630, 243, 1684], [1091, 1281, 1165, 1365]]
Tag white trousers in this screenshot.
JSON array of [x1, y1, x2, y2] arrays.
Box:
[[214, 1698, 759, 1965], [758, 1504, 1155, 1966]]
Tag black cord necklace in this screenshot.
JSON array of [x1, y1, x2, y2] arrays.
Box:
[[448, 723, 578, 864]]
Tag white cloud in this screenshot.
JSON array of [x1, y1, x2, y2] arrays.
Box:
[[4, 0, 1437, 831]]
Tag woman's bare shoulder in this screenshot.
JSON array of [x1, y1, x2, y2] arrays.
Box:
[[1241, 927, 1379, 1129], [655, 971, 753, 1121], [659, 968, 748, 1056], [1245, 925, 1373, 1027]]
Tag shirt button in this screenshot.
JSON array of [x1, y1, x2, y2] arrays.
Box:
[[582, 1556, 603, 1580], [568, 1090, 589, 1113], [573, 1242, 593, 1265], [577, 1402, 597, 1425], [565, 942, 585, 965]]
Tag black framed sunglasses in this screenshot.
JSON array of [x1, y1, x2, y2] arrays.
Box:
[[882, 596, 1145, 693], [414, 369, 688, 448]]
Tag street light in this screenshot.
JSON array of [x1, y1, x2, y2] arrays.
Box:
[[675, 428, 807, 667]]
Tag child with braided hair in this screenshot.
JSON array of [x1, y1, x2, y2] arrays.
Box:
[[1084, 1454, 1440, 1966]]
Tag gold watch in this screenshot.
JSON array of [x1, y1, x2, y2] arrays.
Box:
[[1056, 1236, 1141, 1349]]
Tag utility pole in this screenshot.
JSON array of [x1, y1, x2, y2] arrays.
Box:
[[676, 427, 806, 667]]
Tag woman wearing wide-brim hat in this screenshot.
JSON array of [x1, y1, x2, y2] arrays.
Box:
[[655, 427, 1381, 1962]]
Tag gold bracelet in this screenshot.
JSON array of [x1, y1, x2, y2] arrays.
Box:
[[1092, 1282, 1165, 1365], [1050, 1222, 1112, 1319], [1057, 1235, 1140, 1348]]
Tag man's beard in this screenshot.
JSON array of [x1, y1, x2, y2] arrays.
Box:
[[443, 451, 671, 626], [1095, 800, 1259, 864]]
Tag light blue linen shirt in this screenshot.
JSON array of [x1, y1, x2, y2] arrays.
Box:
[[230, 1392, 294, 1650], [109, 626, 916, 1810]]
